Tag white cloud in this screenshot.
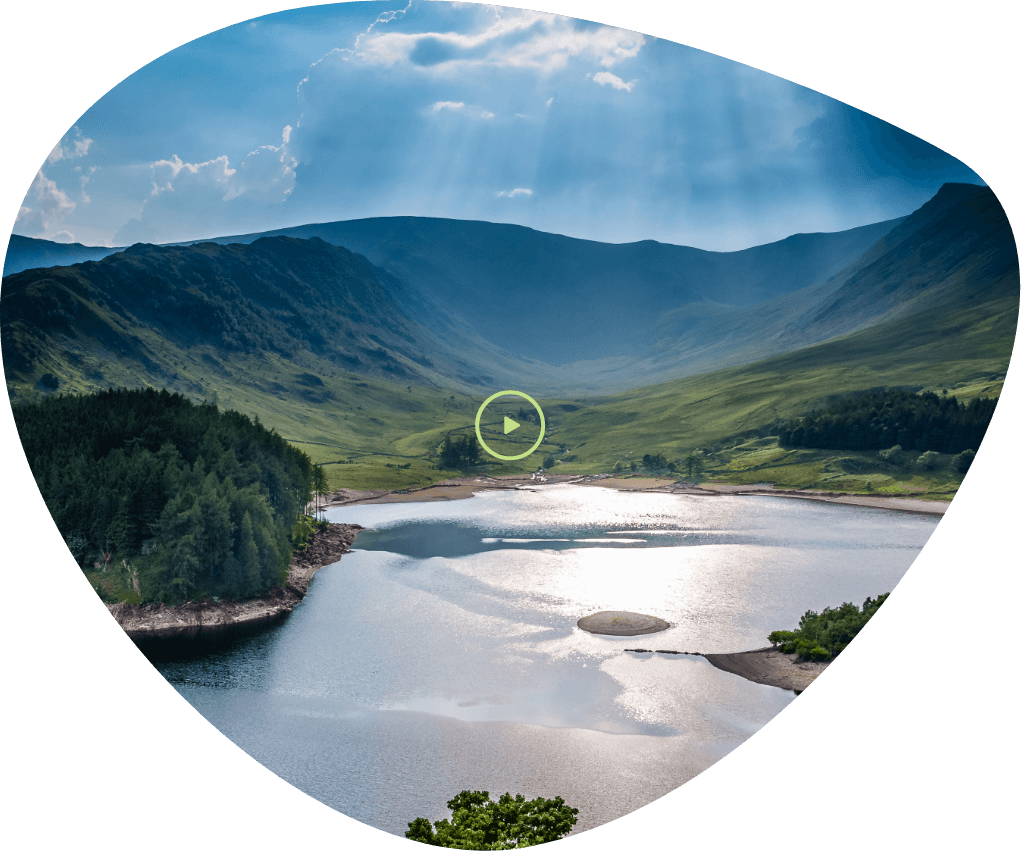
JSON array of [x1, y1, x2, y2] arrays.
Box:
[[226, 127, 297, 202], [433, 101, 465, 111], [496, 187, 533, 198], [481, 110, 495, 119], [356, 9, 645, 73], [14, 169, 76, 234], [151, 153, 236, 190], [47, 125, 94, 164], [115, 126, 296, 244], [593, 71, 636, 92]]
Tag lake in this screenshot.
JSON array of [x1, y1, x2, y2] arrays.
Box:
[[147, 485, 939, 837]]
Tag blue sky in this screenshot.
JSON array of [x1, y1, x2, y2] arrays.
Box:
[[14, 0, 981, 251]]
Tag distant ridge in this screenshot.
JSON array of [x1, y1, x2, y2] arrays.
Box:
[[2, 234, 121, 277]]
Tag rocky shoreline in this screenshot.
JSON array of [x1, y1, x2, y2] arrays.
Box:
[[107, 523, 362, 640]]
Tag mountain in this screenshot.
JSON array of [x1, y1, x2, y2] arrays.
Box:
[[3, 234, 120, 277], [0, 236, 560, 401], [613, 183, 1020, 387], [193, 214, 903, 366], [2, 184, 1015, 408]]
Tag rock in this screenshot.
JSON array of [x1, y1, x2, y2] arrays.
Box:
[[577, 610, 670, 636]]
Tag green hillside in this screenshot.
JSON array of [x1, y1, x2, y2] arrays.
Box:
[[3, 265, 1014, 495], [539, 290, 1016, 492]]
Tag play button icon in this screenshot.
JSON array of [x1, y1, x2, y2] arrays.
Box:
[[474, 390, 546, 461]]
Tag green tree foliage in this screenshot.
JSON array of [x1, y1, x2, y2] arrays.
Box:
[[685, 451, 705, 480], [439, 434, 482, 469], [406, 790, 579, 849], [641, 453, 668, 470], [916, 450, 941, 470], [776, 389, 996, 454], [878, 444, 905, 465], [954, 448, 976, 473], [11, 387, 312, 604], [311, 463, 326, 519], [768, 593, 890, 661]]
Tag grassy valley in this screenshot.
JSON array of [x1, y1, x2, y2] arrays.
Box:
[[3, 185, 1016, 498], [539, 292, 1013, 493]]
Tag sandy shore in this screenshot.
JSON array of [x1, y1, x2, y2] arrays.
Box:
[[316, 475, 949, 515], [108, 523, 362, 640], [623, 645, 831, 692]]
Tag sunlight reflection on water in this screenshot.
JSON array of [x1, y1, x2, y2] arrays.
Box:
[[155, 485, 937, 836]]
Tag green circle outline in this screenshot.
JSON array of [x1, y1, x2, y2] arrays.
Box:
[[474, 390, 546, 461]]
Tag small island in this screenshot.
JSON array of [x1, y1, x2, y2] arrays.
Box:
[[578, 610, 670, 636]]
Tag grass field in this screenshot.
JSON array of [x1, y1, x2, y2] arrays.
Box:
[[8, 287, 1015, 495], [542, 294, 1014, 484]]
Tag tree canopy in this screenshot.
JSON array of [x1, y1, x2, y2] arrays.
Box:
[[12, 387, 313, 604], [439, 434, 482, 469], [776, 388, 995, 454], [768, 593, 890, 661], [406, 790, 578, 849]]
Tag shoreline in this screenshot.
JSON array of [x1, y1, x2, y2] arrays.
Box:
[[315, 475, 949, 516], [107, 522, 362, 640], [114, 477, 924, 682], [623, 645, 831, 692]]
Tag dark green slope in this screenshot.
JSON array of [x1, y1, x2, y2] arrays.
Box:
[[795, 183, 1017, 336], [190, 214, 903, 364], [4, 184, 1013, 407], [548, 287, 1017, 474], [626, 184, 1019, 387], [0, 236, 544, 399]]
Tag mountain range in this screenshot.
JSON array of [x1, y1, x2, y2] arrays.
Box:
[[2, 183, 1017, 409]]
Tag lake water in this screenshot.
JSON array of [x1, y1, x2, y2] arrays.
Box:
[[147, 485, 939, 837]]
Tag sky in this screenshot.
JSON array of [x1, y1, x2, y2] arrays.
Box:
[[11, 0, 982, 252]]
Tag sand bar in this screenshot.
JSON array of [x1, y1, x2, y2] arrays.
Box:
[[623, 645, 831, 692]]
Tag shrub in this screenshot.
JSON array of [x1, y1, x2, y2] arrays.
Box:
[[878, 444, 904, 465], [916, 450, 940, 470], [954, 448, 976, 473], [768, 630, 798, 647]]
